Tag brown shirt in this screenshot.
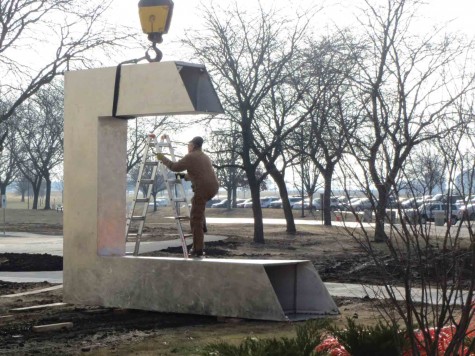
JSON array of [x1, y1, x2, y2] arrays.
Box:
[[161, 150, 219, 198]]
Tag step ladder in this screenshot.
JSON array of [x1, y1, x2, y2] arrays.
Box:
[[125, 133, 191, 258]]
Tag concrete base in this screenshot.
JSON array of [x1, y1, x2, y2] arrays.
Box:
[[63, 257, 338, 321]]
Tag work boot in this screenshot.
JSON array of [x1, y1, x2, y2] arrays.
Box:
[[188, 248, 205, 258]]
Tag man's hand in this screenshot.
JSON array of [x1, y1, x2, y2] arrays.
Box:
[[156, 152, 166, 161], [175, 173, 186, 180]]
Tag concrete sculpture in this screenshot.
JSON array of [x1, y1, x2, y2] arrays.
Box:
[[63, 61, 338, 321]]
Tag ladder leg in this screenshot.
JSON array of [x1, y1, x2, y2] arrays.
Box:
[[156, 135, 191, 259]]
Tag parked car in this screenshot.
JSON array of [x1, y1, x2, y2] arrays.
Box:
[[337, 197, 360, 211], [206, 198, 222, 208], [455, 196, 475, 207], [399, 197, 419, 209], [233, 199, 246, 207], [243, 200, 253, 208], [211, 199, 229, 208], [418, 202, 459, 224], [260, 196, 280, 208], [457, 203, 475, 221], [269, 196, 302, 209], [348, 198, 373, 211], [430, 193, 444, 202], [440, 195, 464, 204], [237, 199, 252, 208], [292, 198, 321, 211], [416, 195, 433, 205], [211, 198, 246, 208]]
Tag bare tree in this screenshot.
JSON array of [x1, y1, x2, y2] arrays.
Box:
[[0, 125, 18, 206], [127, 163, 167, 212], [339, 103, 475, 355], [294, 32, 361, 225], [0, 0, 138, 140], [126, 117, 185, 174], [332, 1, 475, 352], [183, 2, 315, 242], [209, 127, 245, 210], [15, 175, 31, 203], [14, 83, 64, 209], [404, 144, 447, 196], [289, 127, 322, 212], [342, 0, 475, 241]]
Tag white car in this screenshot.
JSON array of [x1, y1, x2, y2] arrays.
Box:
[[348, 198, 372, 211], [457, 203, 475, 221], [260, 196, 279, 208], [418, 202, 459, 224], [237, 199, 252, 208], [292, 198, 321, 210], [269, 197, 302, 209]]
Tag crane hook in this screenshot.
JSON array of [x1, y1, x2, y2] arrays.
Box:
[[145, 42, 163, 62]]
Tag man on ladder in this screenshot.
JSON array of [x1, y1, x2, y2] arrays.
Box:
[[156, 136, 219, 257]]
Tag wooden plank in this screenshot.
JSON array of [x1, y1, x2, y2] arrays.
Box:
[[0, 315, 15, 323], [1, 285, 63, 298], [10, 302, 68, 313], [33, 322, 73, 333]]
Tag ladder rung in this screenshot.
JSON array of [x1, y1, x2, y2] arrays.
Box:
[[144, 161, 158, 166], [155, 142, 170, 147], [135, 198, 149, 203], [130, 216, 146, 221], [126, 233, 153, 241], [176, 216, 190, 221], [140, 179, 154, 184], [183, 234, 192, 238]]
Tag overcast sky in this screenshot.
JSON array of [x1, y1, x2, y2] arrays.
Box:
[[111, 0, 475, 57], [104, 0, 475, 165]]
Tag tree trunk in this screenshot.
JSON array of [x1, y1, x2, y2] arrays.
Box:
[[151, 192, 157, 211], [226, 189, 232, 211], [32, 186, 40, 209], [323, 170, 333, 226], [44, 177, 52, 210], [0, 184, 5, 208], [248, 171, 264, 243], [232, 186, 237, 208], [31, 178, 42, 210], [374, 185, 388, 242], [268, 168, 296, 233]]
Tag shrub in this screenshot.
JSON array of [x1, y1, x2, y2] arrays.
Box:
[[202, 319, 330, 356], [323, 318, 406, 356]]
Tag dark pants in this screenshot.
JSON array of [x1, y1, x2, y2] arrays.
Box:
[[190, 194, 207, 252]]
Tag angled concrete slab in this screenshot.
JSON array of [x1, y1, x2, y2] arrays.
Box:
[[63, 62, 338, 321], [64, 257, 337, 321]]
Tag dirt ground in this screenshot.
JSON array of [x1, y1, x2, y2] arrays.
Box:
[[0, 207, 402, 355]]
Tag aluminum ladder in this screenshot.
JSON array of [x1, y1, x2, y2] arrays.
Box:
[[125, 134, 159, 255], [154, 134, 191, 258], [126, 133, 191, 257]]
